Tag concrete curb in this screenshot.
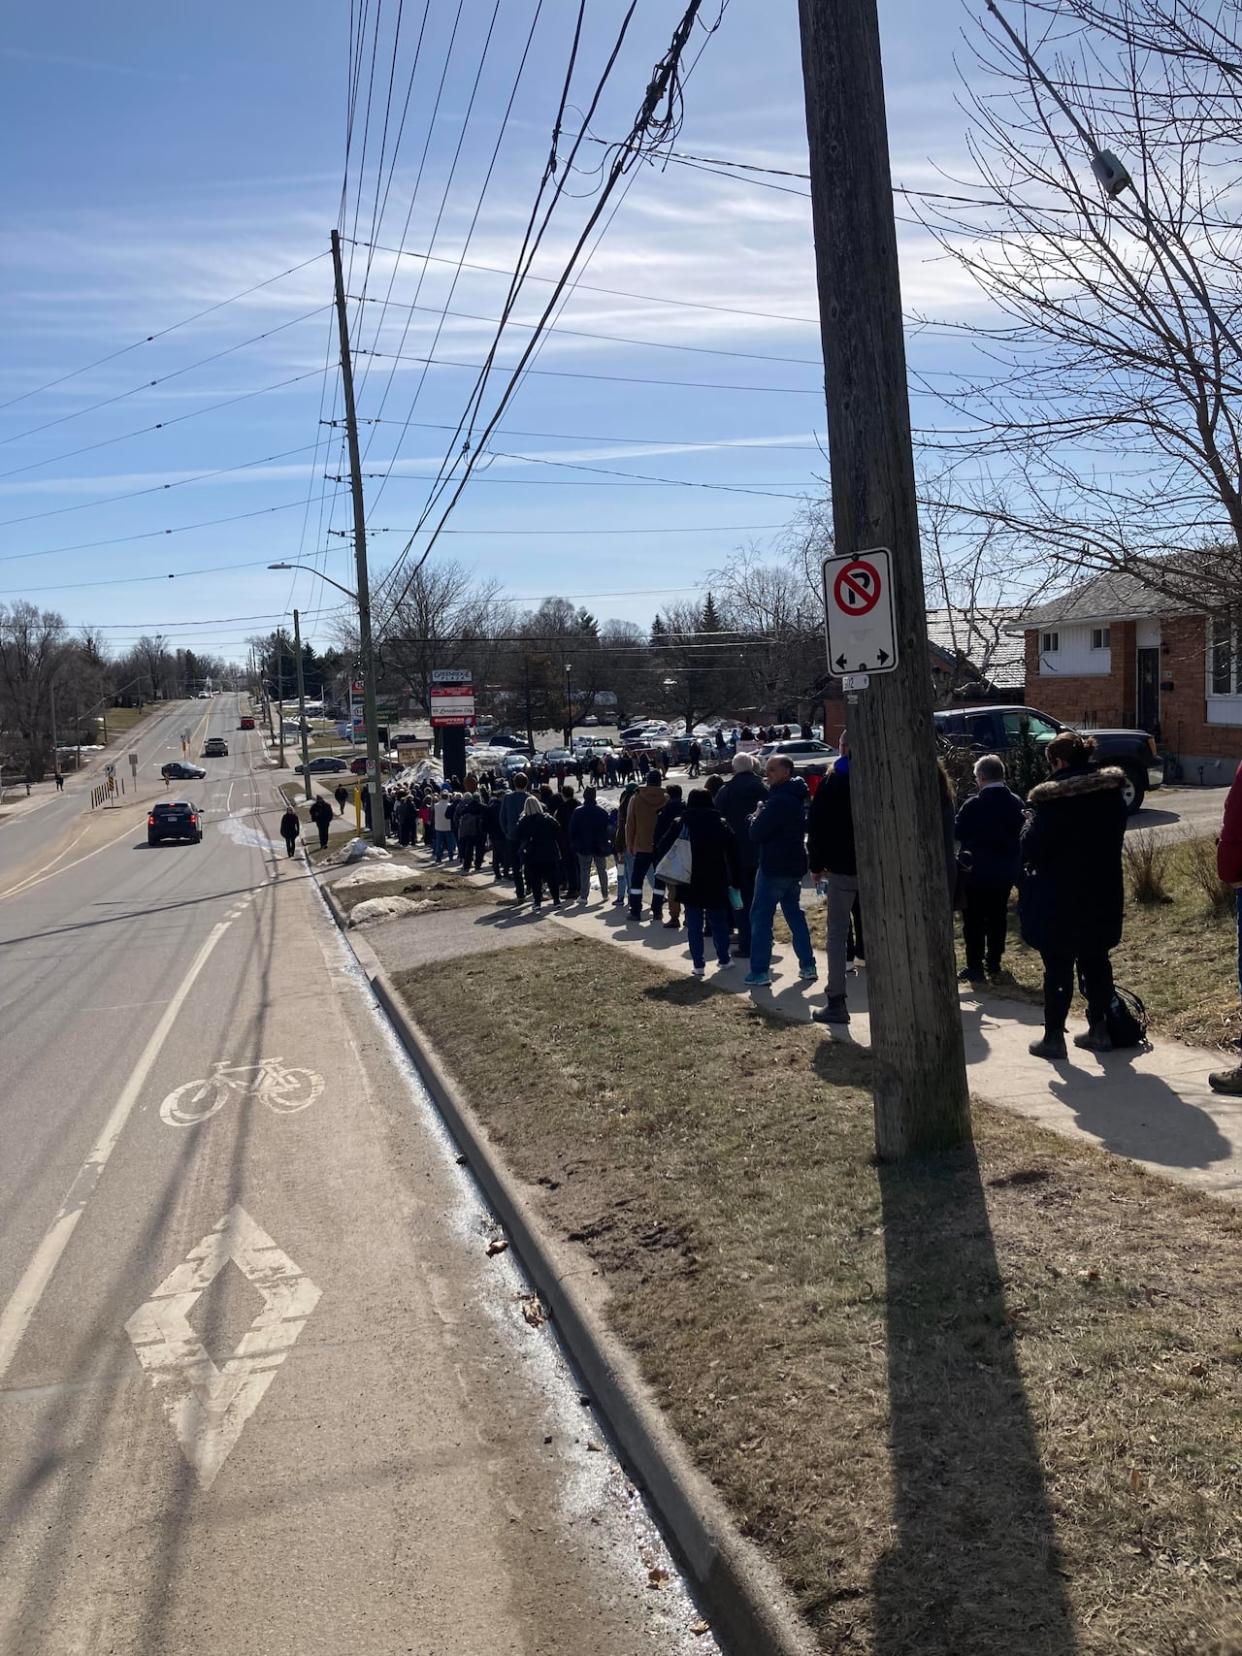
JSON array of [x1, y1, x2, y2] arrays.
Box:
[[316, 875, 820, 1656]]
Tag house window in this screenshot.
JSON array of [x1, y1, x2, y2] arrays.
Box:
[[1090, 627, 1111, 650], [1041, 631, 1059, 654], [1212, 615, 1238, 694]]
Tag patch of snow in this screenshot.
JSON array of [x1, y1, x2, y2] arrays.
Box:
[[349, 895, 433, 925]]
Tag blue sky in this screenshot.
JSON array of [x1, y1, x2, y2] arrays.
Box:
[[0, 0, 982, 663]]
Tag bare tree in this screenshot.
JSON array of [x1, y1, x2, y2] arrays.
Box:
[[916, 0, 1242, 608], [0, 603, 69, 776]]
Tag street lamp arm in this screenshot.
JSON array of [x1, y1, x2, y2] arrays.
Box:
[[267, 562, 358, 602]]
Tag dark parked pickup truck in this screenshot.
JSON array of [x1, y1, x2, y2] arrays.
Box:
[[933, 704, 1162, 813]]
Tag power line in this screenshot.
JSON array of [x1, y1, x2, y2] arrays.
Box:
[[347, 416, 824, 452], [0, 441, 327, 531], [4, 492, 339, 565], [0, 368, 329, 483], [367, 520, 785, 535], [358, 346, 821, 395], [0, 306, 329, 451], [0, 251, 329, 417], [347, 290, 821, 366]]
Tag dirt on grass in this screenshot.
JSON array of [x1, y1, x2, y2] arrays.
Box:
[[777, 833, 1241, 1051], [393, 933, 1242, 1656]]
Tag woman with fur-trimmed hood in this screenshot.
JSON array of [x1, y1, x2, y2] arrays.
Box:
[[1019, 730, 1127, 1060]]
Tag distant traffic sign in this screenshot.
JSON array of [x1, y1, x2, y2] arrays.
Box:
[[822, 548, 898, 677]]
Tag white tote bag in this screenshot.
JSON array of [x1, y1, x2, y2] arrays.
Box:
[[654, 823, 693, 885]]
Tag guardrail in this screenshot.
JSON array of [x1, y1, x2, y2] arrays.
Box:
[[90, 779, 126, 809]]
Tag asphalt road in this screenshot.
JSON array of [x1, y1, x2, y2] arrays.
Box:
[[0, 694, 714, 1655]]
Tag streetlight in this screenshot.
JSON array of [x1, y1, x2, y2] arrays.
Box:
[[269, 561, 385, 846]]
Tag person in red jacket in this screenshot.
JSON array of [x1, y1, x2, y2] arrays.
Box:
[[1210, 762, 1242, 1093]]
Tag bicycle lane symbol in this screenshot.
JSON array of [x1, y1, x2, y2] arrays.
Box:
[[159, 1058, 324, 1128]]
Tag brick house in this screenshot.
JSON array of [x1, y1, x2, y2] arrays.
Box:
[[1019, 568, 1242, 781]]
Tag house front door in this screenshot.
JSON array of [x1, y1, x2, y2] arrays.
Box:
[[1137, 647, 1161, 735]]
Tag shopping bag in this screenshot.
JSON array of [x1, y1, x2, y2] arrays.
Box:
[[655, 824, 693, 885]]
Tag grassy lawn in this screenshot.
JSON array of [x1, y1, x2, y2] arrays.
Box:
[[392, 933, 1242, 1656], [777, 834, 1241, 1051], [98, 705, 151, 745]]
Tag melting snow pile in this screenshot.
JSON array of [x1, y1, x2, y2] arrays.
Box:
[[348, 896, 434, 926], [334, 864, 411, 890], [326, 837, 393, 867]]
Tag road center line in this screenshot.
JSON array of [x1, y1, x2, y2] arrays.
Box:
[[0, 915, 234, 1383]]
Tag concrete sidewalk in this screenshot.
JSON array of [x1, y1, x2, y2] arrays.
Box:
[[372, 840, 1242, 1204]]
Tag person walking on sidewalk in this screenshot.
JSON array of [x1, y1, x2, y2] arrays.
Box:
[[745, 755, 817, 988], [1020, 732, 1127, 1060], [625, 771, 669, 922], [309, 793, 334, 850], [499, 772, 530, 901], [679, 788, 741, 975], [570, 785, 611, 902], [279, 806, 301, 859], [334, 783, 349, 815], [807, 736, 858, 1025], [515, 793, 561, 910], [54, 772, 64, 793], [1209, 762, 1242, 1093], [715, 753, 765, 958], [954, 753, 1025, 984]]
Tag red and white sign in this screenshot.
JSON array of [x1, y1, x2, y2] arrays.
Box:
[[822, 547, 898, 677], [430, 685, 475, 728]]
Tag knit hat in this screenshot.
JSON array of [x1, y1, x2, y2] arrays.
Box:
[[731, 752, 757, 773]]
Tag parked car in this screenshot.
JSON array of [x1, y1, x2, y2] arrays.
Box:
[[294, 755, 349, 775], [933, 704, 1162, 813], [620, 721, 669, 743], [539, 746, 577, 767], [148, 800, 202, 845], [161, 761, 206, 781], [349, 755, 393, 776], [202, 737, 229, 757], [754, 738, 839, 775], [582, 713, 599, 726], [500, 751, 533, 776]]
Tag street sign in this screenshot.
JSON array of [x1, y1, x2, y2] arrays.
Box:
[[128, 751, 139, 774], [350, 680, 365, 694], [843, 673, 871, 692], [104, 762, 116, 779], [822, 548, 898, 676], [431, 667, 471, 684]]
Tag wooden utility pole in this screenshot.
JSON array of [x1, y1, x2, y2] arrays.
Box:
[[797, 0, 971, 1156], [275, 631, 286, 768], [294, 609, 312, 801], [330, 227, 386, 846]]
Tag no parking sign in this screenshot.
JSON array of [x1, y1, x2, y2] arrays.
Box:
[[822, 548, 899, 676]]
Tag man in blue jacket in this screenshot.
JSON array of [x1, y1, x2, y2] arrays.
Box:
[[954, 752, 1025, 983], [569, 786, 612, 902], [498, 773, 531, 901], [714, 753, 766, 957], [745, 755, 818, 988]]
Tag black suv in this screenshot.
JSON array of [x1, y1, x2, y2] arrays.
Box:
[[934, 704, 1162, 813], [148, 800, 202, 845], [202, 737, 228, 757]]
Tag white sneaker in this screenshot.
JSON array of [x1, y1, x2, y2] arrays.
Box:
[[691, 964, 705, 977]]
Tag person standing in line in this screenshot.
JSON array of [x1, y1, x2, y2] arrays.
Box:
[[334, 782, 349, 815], [456, 788, 487, 872], [714, 753, 766, 959], [486, 782, 510, 880], [308, 792, 334, 851], [570, 785, 611, 902], [1209, 760, 1242, 1093], [652, 783, 687, 929], [678, 788, 741, 975], [515, 793, 561, 911], [613, 782, 637, 908], [1020, 731, 1127, 1060], [624, 770, 669, 922], [279, 805, 301, 859], [499, 772, 531, 901], [432, 789, 455, 862], [807, 735, 858, 1025], [745, 755, 817, 989], [954, 753, 1025, 984]]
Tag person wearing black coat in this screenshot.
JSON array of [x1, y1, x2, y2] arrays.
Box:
[[954, 754, 1025, 982], [485, 785, 510, 879], [651, 785, 687, 928], [1019, 732, 1127, 1059], [515, 795, 562, 909], [806, 742, 859, 1025], [308, 793, 335, 850], [279, 806, 301, 859], [677, 790, 742, 973], [713, 755, 766, 955]]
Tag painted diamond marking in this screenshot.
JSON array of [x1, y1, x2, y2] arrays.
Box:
[[125, 1205, 321, 1489]]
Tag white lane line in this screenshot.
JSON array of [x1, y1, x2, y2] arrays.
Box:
[[125, 1205, 321, 1490], [0, 915, 234, 1383], [0, 819, 140, 903]]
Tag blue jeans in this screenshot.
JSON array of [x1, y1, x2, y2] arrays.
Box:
[[686, 905, 731, 968], [628, 850, 665, 918], [749, 870, 814, 975], [433, 829, 454, 861]]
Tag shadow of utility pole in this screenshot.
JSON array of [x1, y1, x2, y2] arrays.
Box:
[[872, 1148, 1077, 1656]]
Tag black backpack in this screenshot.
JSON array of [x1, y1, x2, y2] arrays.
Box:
[[1104, 985, 1148, 1049]]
